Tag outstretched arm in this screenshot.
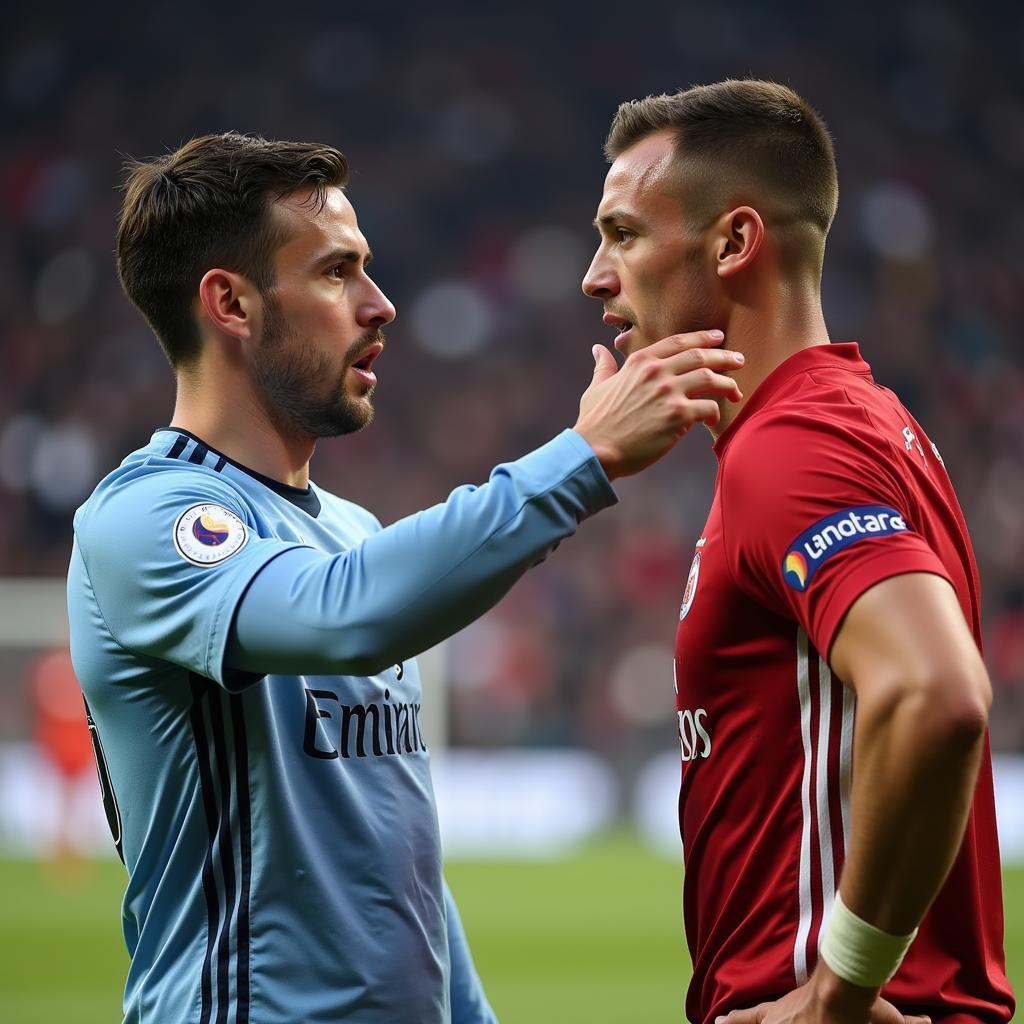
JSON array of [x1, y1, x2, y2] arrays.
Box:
[[227, 333, 743, 678], [227, 430, 615, 676]]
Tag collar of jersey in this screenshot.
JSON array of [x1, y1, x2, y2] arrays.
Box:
[[713, 342, 870, 459], [155, 427, 322, 518]]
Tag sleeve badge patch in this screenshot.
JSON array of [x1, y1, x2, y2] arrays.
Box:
[[782, 505, 910, 591], [679, 551, 702, 621], [174, 503, 248, 566]]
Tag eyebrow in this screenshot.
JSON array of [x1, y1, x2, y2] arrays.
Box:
[[593, 210, 631, 230], [316, 246, 373, 269]]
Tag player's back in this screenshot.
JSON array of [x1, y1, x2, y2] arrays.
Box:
[[674, 344, 1013, 1024]]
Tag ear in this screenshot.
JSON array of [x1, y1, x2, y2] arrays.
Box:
[[714, 206, 764, 279], [197, 268, 260, 342]]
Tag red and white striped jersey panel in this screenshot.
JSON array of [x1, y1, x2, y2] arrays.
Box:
[[792, 629, 854, 986]]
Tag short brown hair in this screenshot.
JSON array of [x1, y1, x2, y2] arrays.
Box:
[[116, 132, 348, 367], [606, 80, 837, 244]]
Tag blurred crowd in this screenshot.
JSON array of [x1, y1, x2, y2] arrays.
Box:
[[3, 1, 1023, 763]]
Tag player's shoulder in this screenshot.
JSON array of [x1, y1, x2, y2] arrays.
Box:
[[74, 433, 254, 552], [725, 366, 905, 474], [720, 366, 910, 507], [724, 402, 876, 477]]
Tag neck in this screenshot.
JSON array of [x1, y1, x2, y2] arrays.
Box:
[[709, 285, 830, 439], [170, 372, 315, 488]]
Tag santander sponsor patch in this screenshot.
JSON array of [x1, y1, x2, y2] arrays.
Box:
[[782, 505, 910, 591]]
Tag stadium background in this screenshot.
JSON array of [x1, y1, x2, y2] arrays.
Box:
[[1, 1, 1021, 1020]]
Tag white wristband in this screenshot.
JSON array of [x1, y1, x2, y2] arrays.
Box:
[[819, 894, 918, 988]]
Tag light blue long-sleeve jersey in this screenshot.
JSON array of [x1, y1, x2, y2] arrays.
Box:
[[67, 427, 615, 1024]]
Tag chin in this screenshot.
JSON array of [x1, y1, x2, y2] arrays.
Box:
[[348, 396, 375, 431]]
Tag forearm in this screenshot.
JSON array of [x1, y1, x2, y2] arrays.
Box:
[[227, 430, 615, 676], [838, 677, 987, 936], [806, 679, 988, 1015]]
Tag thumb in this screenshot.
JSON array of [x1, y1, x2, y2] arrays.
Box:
[[591, 344, 617, 384]]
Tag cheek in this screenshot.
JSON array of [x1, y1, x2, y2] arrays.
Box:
[[295, 305, 356, 363], [301, 297, 344, 333], [635, 262, 687, 317], [643, 266, 710, 335], [288, 285, 349, 327]]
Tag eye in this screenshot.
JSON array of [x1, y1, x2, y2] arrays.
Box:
[[615, 227, 636, 245], [328, 264, 347, 279]]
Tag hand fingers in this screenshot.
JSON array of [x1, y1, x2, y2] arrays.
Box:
[[680, 369, 743, 403], [902, 1016, 931, 1024], [715, 1003, 769, 1024], [687, 400, 722, 427], [590, 344, 618, 384], [662, 346, 745, 375], [645, 329, 726, 358]]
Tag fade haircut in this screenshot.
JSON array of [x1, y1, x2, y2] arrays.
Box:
[[606, 80, 838, 259], [116, 132, 349, 368]]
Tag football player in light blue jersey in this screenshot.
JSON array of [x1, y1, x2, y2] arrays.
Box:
[[67, 132, 744, 1024]]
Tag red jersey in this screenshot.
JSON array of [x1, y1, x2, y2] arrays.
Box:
[[674, 344, 1014, 1024]]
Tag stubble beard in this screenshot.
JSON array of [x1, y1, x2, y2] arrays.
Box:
[[631, 243, 718, 352], [675, 244, 720, 337], [671, 255, 728, 431], [252, 295, 382, 441]]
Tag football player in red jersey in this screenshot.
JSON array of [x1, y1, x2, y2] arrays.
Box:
[[583, 80, 1014, 1024]]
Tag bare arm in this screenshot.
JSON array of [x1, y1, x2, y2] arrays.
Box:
[[722, 572, 991, 1024], [828, 572, 990, 937]]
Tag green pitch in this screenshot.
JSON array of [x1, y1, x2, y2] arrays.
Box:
[[1, 833, 1020, 1023]]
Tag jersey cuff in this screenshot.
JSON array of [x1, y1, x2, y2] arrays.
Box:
[[546, 429, 617, 513], [815, 549, 954, 659]]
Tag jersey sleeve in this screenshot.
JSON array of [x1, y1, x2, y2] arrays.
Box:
[[74, 467, 304, 689], [719, 412, 952, 658], [227, 429, 617, 676], [444, 878, 499, 1024]]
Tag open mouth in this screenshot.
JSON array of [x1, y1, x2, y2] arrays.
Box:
[[350, 342, 383, 384], [352, 343, 383, 372], [603, 311, 634, 351]]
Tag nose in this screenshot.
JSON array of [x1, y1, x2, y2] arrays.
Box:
[[359, 275, 397, 328], [582, 250, 619, 300]]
